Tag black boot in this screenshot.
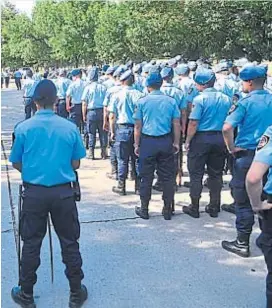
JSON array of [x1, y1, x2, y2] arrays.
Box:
[[152, 180, 163, 192], [11, 286, 36, 308], [112, 180, 126, 195], [106, 163, 118, 180], [162, 201, 172, 220], [205, 204, 219, 218], [101, 147, 107, 160], [221, 202, 235, 214], [183, 198, 200, 218], [69, 284, 88, 308], [135, 200, 149, 219], [221, 233, 250, 258], [183, 181, 191, 188], [128, 170, 136, 181], [87, 148, 95, 160]]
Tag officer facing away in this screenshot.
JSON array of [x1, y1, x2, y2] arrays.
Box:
[[134, 72, 181, 220], [222, 65, 272, 258], [14, 69, 22, 90], [9, 79, 87, 308], [246, 126, 272, 308], [108, 70, 143, 195], [55, 69, 72, 118], [23, 70, 39, 120], [183, 68, 232, 218], [82, 67, 107, 160], [66, 69, 85, 129]]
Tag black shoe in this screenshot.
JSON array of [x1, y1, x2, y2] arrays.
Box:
[[205, 204, 219, 218], [11, 286, 36, 308], [221, 203, 235, 214], [112, 181, 126, 196], [87, 149, 95, 160], [135, 206, 149, 219], [152, 181, 163, 192], [183, 204, 199, 218], [69, 284, 88, 308], [221, 239, 250, 258], [183, 181, 191, 188], [162, 205, 172, 220]]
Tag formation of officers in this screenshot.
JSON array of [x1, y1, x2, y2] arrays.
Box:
[[10, 55, 272, 308]]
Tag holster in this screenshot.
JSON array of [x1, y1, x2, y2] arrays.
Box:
[[72, 171, 81, 202]]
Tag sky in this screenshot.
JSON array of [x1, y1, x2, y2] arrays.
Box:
[[9, 0, 36, 17]]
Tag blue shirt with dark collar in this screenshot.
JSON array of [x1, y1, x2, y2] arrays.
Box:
[[9, 110, 86, 186], [66, 79, 86, 105], [161, 82, 186, 110], [134, 90, 180, 136], [81, 81, 107, 110]]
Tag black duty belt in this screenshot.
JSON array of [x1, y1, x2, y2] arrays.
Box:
[[23, 182, 71, 189], [118, 123, 134, 128], [196, 131, 222, 135], [58, 98, 65, 101], [23, 97, 32, 99], [234, 150, 255, 159], [142, 133, 171, 139], [87, 107, 103, 111]]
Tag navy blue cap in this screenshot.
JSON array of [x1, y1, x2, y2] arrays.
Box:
[[105, 66, 116, 75], [102, 64, 110, 73], [149, 65, 160, 73], [33, 79, 57, 105], [175, 64, 189, 75], [215, 62, 229, 73], [259, 63, 268, 73], [193, 68, 215, 85], [88, 67, 99, 81], [113, 66, 126, 78], [26, 69, 33, 77], [145, 72, 163, 88], [239, 65, 267, 81], [120, 70, 133, 82], [71, 69, 81, 77], [161, 67, 174, 79]]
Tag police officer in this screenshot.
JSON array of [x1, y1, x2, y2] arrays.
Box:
[[108, 70, 142, 195], [3, 69, 10, 88], [55, 69, 71, 118], [33, 69, 42, 82], [14, 69, 22, 90], [183, 68, 232, 218], [222, 65, 272, 257], [66, 69, 85, 129], [103, 66, 126, 180], [103, 66, 117, 89], [82, 67, 107, 160], [133, 64, 144, 92], [246, 125, 272, 308], [134, 72, 181, 220], [23, 70, 39, 119], [9, 79, 87, 308]]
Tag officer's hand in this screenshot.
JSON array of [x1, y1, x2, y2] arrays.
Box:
[[173, 143, 180, 154], [103, 123, 109, 131], [82, 117, 86, 123], [66, 106, 71, 112], [230, 147, 246, 155], [184, 141, 190, 151], [254, 200, 272, 212], [134, 146, 140, 157]]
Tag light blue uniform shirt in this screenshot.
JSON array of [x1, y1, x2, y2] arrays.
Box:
[[190, 88, 232, 131], [253, 126, 272, 194], [134, 75, 144, 92], [23, 78, 38, 97], [215, 76, 240, 99], [108, 86, 143, 124], [66, 79, 85, 105], [81, 81, 107, 110], [14, 71, 22, 78], [225, 90, 272, 150], [55, 77, 72, 99], [33, 73, 42, 81], [103, 78, 115, 89], [134, 90, 180, 136], [161, 82, 186, 110], [187, 83, 199, 104], [175, 77, 194, 103], [9, 110, 86, 186], [103, 83, 122, 107]]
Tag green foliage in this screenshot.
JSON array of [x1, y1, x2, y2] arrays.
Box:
[[2, 0, 272, 67]]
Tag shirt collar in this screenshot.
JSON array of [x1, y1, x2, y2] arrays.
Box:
[[203, 87, 217, 93], [149, 90, 163, 95], [162, 82, 173, 87], [35, 109, 55, 115], [249, 89, 269, 95]]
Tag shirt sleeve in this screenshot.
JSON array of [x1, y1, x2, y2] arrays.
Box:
[[103, 91, 110, 107], [225, 100, 246, 128], [172, 100, 181, 119], [189, 96, 203, 120], [66, 84, 73, 97], [178, 91, 187, 110], [9, 127, 24, 163], [72, 130, 86, 160], [108, 93, 118, 114], [254, 127, 272, 165], [134, 101, 143, 121], [81, 87, 88, 102]]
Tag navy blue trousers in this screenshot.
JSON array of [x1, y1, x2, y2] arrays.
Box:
[[24, 98, 36, 120], [19, 183, 84, 294], [138, 134, 175, 204], [57, 100, 68, 118], [188, 132, 226, 201], [230, 151, 255, 234], [87, 108, 107, 149], [69, 104, 83, 129]]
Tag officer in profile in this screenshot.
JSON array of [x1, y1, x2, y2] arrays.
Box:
[[9, 79, 87, 308], [134, 72, 181, 220], [246, 125, 272, 308], [222, 65, 272, 257], [183, 68, 232, 218]]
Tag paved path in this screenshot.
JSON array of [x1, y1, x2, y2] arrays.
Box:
[[1, 88, 267, 308]]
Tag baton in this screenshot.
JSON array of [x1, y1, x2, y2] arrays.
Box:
[[47, 215, 54, 284]]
